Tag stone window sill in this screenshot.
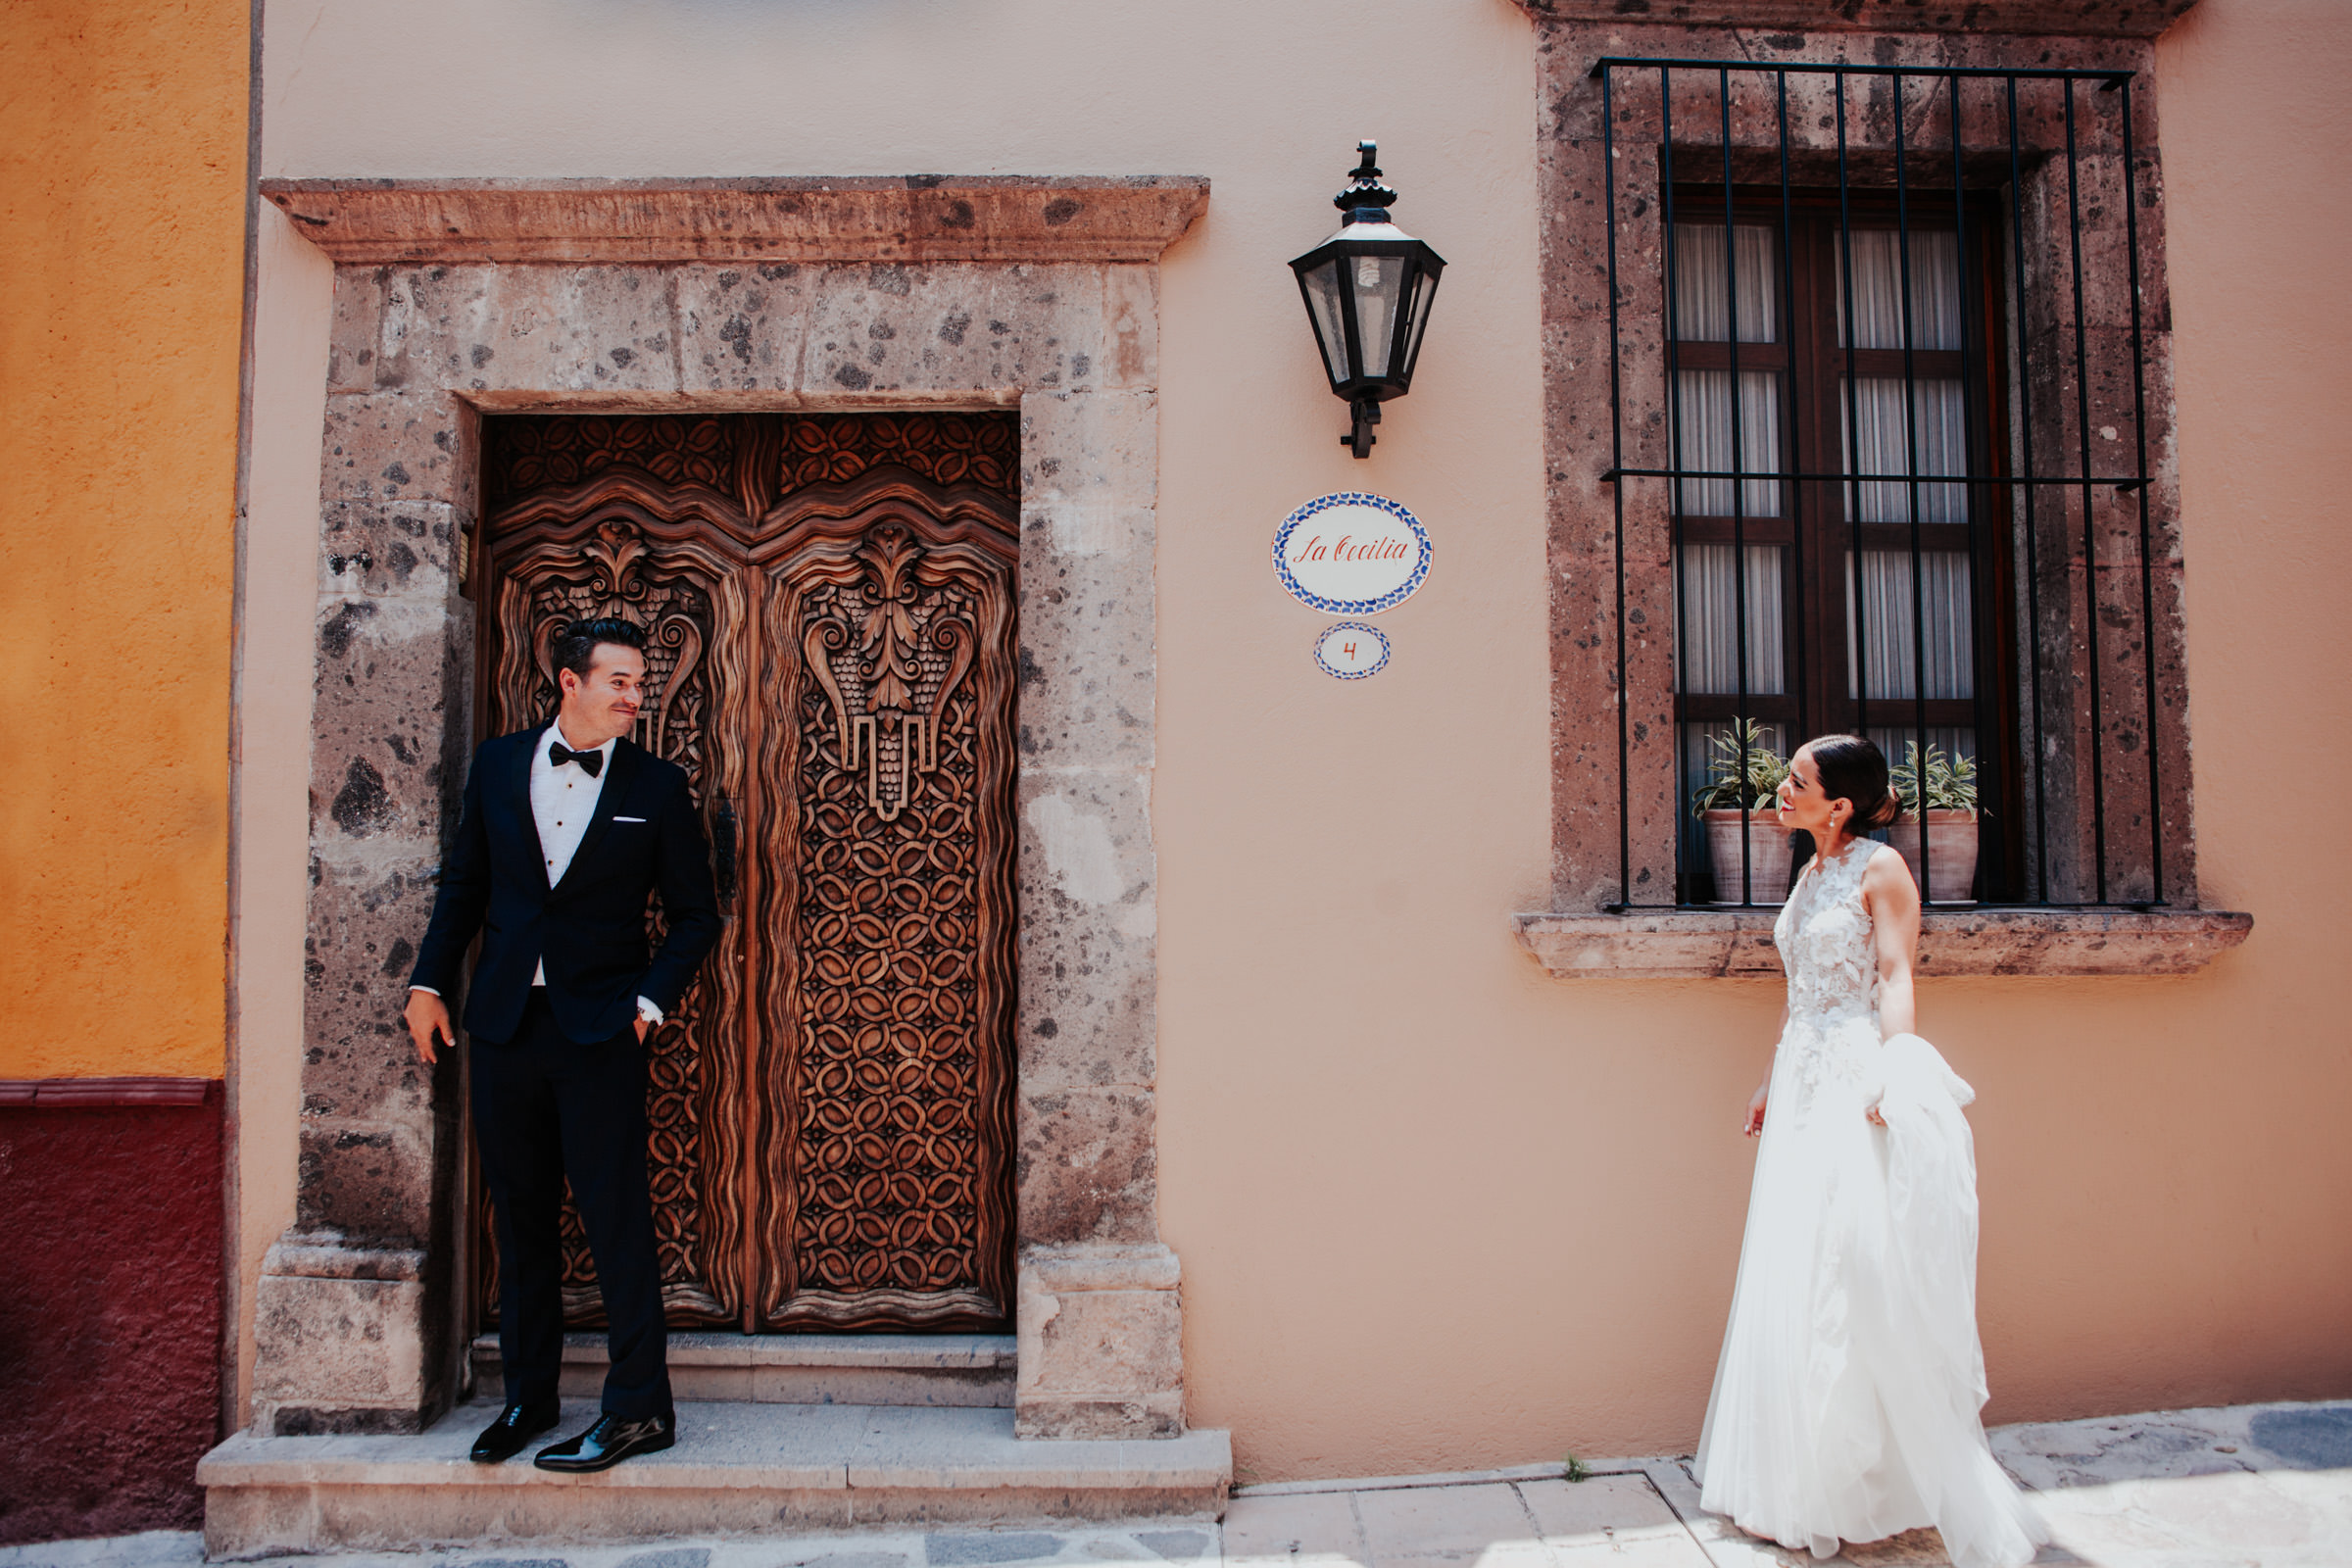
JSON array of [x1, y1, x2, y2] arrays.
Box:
[[1512, 907, 2252, 980]]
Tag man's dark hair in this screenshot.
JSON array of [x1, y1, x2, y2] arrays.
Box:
[[553, 616, 648, 681]]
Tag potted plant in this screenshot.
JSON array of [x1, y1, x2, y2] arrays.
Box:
[[1691, 721, 1793, 906], [1887, 741, 1982, 904]]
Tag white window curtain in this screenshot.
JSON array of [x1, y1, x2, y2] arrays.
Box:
[[1672, 223, 1777, 342], [1843, 378, 1969, 523], [1845, 551, 1974, 702], [1868, 725, 1978, 772], [1837, 229, 1961, 350], [1676, 544, 1786, 696], [1675, 370, 1781, 517]]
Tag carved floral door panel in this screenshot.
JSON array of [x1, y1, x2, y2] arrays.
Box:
[[475, 413, 1019, 1333], [757, 511, 1018, 1327]]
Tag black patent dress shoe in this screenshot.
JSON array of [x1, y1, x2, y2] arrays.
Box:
[[532, 1409, 676, 1473], [469, 1400, 561, 1463]]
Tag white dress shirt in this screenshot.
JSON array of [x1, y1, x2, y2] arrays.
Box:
[[531, 721, 614, 897], [412, 721, 662, 1026]]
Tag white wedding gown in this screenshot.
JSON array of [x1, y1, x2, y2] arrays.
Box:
[[1693, 841, 2049, 1568]]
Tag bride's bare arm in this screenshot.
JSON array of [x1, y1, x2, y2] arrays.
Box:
[[1865, 848, 1922, 1040]]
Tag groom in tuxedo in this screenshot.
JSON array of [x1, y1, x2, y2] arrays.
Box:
[[403, 615, 721, 1472]]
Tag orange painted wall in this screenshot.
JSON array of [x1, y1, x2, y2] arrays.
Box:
[[0, 1, 250, 1078]]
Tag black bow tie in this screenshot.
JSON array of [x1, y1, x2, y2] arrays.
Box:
[[550, 742, 604, 777]]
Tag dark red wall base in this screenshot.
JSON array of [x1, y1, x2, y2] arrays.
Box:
[[0, 1082, 223, 1544]]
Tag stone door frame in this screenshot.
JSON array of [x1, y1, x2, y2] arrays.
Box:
[[247, 178, 1207, 1441]]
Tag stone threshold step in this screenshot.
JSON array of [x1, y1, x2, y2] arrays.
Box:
[[469, 1333, 1015, 1407], [475, 1331, 1017, 1370], [200, 1399, 1232, 1557]]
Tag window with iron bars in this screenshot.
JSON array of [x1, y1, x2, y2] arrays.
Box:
[[1590, 59, 2181, 911]]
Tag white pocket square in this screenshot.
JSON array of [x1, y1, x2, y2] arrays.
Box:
[[614, 815, 648, 823]]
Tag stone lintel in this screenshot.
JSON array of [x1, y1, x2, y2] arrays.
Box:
[[261, 177, 1210, 266], [1515, 0, 2197, 38], [1512, 906, 2252, 979]]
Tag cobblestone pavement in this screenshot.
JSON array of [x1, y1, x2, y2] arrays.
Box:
[[7, 1400, 2346, 1568]]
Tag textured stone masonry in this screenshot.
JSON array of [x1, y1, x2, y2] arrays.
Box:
[[1525, 11, 2209, 930], [253, 181, 1205, 1440]]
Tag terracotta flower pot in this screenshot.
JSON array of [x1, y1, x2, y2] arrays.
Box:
[[1887, 809, 1980, 904], [1702, 808, 1793, 906]]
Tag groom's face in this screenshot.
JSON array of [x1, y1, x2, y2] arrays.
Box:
[[558, 643, 648, 747]]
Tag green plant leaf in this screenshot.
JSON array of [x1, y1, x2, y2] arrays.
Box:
[[1690, 720, 1790, 816], [1888, 740, 1984, 817]]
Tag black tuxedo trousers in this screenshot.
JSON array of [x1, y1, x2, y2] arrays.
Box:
[[472, 992, 669, 1419]]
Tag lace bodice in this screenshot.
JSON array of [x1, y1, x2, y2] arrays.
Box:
[[1775, 838, 1883, 1030]]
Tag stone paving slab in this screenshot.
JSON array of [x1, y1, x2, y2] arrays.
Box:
[[1655, 1398, 2352, 1568], [11, 1399, 2350, 1568], [200, 1400, 1231, 1494]]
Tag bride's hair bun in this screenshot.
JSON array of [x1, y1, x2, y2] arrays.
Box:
[[1806, 733, 1900, 832]]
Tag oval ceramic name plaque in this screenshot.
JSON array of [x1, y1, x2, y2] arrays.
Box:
[[1314, 622, 1391, 680], [1273, 492, 1433, 616]]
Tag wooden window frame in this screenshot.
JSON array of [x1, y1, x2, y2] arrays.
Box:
[[1664, 185, 2025, 903]]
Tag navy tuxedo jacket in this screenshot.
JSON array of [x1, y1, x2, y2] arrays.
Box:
[[409, 723, 723, 1046]]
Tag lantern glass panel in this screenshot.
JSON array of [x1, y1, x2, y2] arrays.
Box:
[[1299, 257, 1349, 386], [1402, 266, 1440, 381], [1352, 253, 1403, 379]]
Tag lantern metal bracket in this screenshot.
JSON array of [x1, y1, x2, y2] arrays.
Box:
[[1345, 395, 1382, 458], [1338, 142, 1398, 220]]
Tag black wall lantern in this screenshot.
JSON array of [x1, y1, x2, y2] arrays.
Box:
[[1290, 142, 1446, 458]]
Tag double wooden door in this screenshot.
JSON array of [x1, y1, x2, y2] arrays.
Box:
[[474, 413, 1019, 1332]]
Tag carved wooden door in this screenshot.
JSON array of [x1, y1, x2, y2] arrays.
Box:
[[474, 413, 1018, 1332]]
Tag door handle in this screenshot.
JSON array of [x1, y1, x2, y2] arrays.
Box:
[[713, 796, 739, 907]]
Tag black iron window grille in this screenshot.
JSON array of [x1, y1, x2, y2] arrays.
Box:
[[1590, 58, 2180, 911]]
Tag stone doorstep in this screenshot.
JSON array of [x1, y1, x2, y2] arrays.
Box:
[[199, 1398, 1233, 1557], [469, 1333, 1016, 1407]]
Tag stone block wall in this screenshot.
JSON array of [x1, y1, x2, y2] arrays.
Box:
[[249, 181, 1204, 1439], [1524, 8, 2197, 915]]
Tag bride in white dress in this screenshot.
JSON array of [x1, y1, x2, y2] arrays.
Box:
[[1694, 735, 2049, 1568]]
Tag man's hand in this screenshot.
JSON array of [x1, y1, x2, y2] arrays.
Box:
[[406, 989, 456, 1066]]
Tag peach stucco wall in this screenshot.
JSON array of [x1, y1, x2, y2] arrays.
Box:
[[243, 0, 2350, 1477], [228, 198, 330, 1422], [1, 0, 250, 1080]]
